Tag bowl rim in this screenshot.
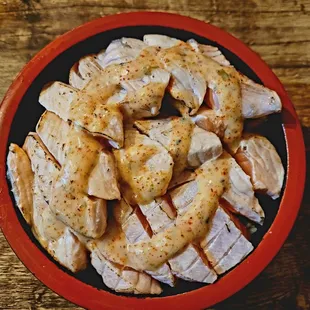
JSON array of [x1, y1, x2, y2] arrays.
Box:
[[0, 11, 306, 310]]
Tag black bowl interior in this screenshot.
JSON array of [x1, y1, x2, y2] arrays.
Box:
[[6, 26, 287, 298]]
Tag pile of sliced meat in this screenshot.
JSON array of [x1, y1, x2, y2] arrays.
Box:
[[7, 35, 285, 295]]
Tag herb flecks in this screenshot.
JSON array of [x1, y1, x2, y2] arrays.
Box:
[[217, 69, 230, 81]]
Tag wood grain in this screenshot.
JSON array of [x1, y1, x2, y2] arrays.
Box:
[[0, 0, 309, 309]]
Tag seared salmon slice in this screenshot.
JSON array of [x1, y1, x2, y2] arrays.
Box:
[[7, 144, 87, 272], [114, 199, 175, 286], [201, 207, 253, 274], [70, 54, 170, 120], [7, 144, 33, 224], [33, 120, 109, 238], [96, 38, 146, 68], [89, 243, 162, 294], [170, 155, 264, 225], [235, 134, 284, 199], [139, 197, 217, 283], [69, 54, 102, 90], [135, 117, 222, 172], [169, 182, 253, 275], [113, 128, 174, 204], [39, 81, 124, 148], [36, 111, 120, 201]]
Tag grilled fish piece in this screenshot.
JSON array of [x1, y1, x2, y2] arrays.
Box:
[[89, 243, 162, 294], [135, 117, 222, 171], [169, 180, 253, 275], [235, 134, 284, 199], [96, 38, 147, 68], [170, 153, 264, 225], [39, 81, 124, 148], [7, 144, 87, 272], [69, 54, 102, 90], [200, 206, 253, 274], [187, 39, 231, 67], [36, 111, 120, 201], [70, 53, 170, 120], [127, 156, 229, 271], [188, 39, 282, 119], [114, 199, 175, 286], [139, 197, 217, 283], [114, 128, 174, 204], [7, 144, 33, 224], [30, 122, 108, 238]]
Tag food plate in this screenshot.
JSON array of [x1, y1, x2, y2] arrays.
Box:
[[0, 12, 305, 310]]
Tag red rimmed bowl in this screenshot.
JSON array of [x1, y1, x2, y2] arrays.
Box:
[[0, 12, 305, 310]]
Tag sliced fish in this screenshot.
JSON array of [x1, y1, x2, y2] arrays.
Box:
[[7, 144, 33, 224], [139, 197, 217, 283], [187, 39, 231, 67], [222, 152, 265, 224], [239, 74, 282, 119], [188, 39, 282, 119], [135, 117, 222, 171], [114, 199, 175, 287], [170, 155, 264, 225], [7, 144, 87, 272], [213, 233, 253, 274], [70, 53, 170, 120], [200, 206, 253, 274], [39, 81, 77, 121], [39, 81, 124, 148], [32, 183, 88, 273], [116, 68, 170, 119], [191, 105, 226, 139], [90, 244, 162, 294], [144, 35, 243, 145], [96, 38, 146, 68], [113, 128, 174, 204], [235, 134, 284, 199], [69, 54, 102, 90], [33, 118, 108, 238], [127, 156, 229, 271], [36, 111, 120, 201], [23, 133, 60, 203], [144, 34, 180, 49], [168, 170, 197, 190], [169, 181, 253, 275]]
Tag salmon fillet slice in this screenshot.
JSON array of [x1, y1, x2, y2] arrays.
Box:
[[169, 184, 254, 275], [90, 245, 162, 295], [114, 199, 175, 287], [139, 197, 217, 283], [7, 143, 87, 272], [235, 134, 285, 199]]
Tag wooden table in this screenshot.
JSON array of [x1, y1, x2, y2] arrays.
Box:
[[1, 1, 309, 309]]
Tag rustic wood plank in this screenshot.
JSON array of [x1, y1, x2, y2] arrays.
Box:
[[0, 0, 309, 309], [0, 0, 310, 13], [1, 8, 310, 47]]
